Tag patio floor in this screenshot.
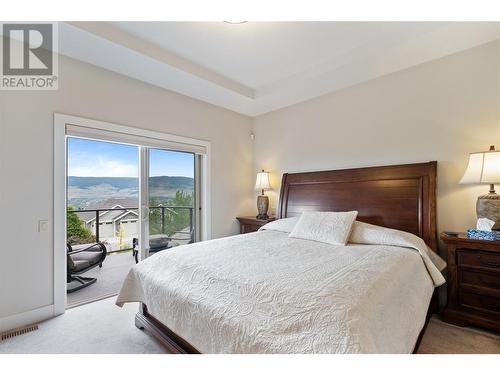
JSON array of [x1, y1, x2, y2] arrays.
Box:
[[67, 250, 136, 308]]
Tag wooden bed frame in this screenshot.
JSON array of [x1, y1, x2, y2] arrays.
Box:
[[135, 161, 439, 354]]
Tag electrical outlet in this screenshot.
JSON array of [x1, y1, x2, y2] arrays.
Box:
[[38, 220, 49, 232]]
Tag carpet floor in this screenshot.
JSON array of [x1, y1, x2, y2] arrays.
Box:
[[0, 298, 166, 354], [1, 297, 499, 354]]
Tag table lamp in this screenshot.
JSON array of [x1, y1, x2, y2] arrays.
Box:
[[460, 145, 500, 222], [255, 170, 271, 219]]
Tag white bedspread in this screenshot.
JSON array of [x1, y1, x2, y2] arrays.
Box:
[[116, 228, 443, 353]]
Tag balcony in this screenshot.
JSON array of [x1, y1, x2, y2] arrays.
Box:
[[66, 205, 195, 307], [68, 205, 195, 251]]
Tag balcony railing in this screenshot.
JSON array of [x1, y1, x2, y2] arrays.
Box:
[[67, 205, 195, 253]]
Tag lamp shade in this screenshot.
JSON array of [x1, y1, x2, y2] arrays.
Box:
[[255, 170, 271, 191], [460, 148, 500, 184]]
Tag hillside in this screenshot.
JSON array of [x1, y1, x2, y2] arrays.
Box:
[[68, 176, 194, 208]]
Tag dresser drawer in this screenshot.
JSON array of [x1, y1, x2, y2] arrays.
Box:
[[442, 232, 500, 331], [461, 269, 500, 290], [237, 217, 275, 234], [241, 224, 261, 234], [458, 249, 500, 270], [459, 290, 500, 315]]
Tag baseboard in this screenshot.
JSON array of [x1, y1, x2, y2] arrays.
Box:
[[0, 305, 54, 332]]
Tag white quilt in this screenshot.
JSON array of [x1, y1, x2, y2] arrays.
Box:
[[116, 225, 445, 353]]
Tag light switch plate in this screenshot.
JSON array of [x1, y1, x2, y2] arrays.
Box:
[[38, 220, 49, 232]]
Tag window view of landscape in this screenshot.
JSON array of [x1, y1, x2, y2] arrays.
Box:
[[67, 138, 195, 252], [65, 138, 195, 306]]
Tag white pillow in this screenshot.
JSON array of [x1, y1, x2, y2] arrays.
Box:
[[289, 211, 358, 245], [258, 217, 299, 233]]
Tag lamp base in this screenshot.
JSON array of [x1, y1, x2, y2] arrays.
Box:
[[477, 193, 500, 222], [256, 195, 269, 220]]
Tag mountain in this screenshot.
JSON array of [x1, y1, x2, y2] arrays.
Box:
[[149, 176, 194, 199], [68, 176, 194, 208], [68, 176, 194, 190], [148, 176, 194, 190], [68, 176, 138, 189]]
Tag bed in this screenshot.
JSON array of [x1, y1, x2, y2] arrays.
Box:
[[116, 161, 445, 353]]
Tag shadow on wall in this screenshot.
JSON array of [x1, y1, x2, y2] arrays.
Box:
[[437, 159, 488, 232], [258, 169, 281, 217]]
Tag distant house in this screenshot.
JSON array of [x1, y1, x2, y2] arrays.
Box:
[[76, 198, 139, 239]]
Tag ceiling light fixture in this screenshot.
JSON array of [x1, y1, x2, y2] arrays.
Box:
[[223, 20, 248, 24]]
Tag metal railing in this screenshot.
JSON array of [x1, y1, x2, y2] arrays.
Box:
[[67, 205, 195, 252]]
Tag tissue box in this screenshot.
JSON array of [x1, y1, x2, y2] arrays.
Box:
[[467, 229, 500, 241]]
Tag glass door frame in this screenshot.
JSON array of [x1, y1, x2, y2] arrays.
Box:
[[54, 113, 211, 316], [138, 146, 149, 262], [139, 147, 199, 261]]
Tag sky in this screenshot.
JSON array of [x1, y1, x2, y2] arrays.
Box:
[[68, 137, 194, 178]]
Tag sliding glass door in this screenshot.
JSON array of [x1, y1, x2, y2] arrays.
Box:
[[139, 148, 197, 260], [56, 114, 209, 313]]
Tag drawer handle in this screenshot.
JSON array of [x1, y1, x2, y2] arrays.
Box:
[[477, 255, 500, 268]]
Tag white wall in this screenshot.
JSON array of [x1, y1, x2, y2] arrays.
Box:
[[0, 55, 254, 324], [253, 41, 500, 245]]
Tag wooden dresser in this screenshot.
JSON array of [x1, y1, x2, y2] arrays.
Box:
[[236, 216, 275, 234], [441, 232, 500, 332]]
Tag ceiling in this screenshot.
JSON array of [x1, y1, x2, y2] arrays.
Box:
[[59, 22, 500, 116], [112, 22, 446, 89]]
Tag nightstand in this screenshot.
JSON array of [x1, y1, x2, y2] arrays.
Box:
[[441, 232, 500, 332], [236, 216, 275, 234]]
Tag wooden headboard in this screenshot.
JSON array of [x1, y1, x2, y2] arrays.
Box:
[[277, 162, 438, 251]]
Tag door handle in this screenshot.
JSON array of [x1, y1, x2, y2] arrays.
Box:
[[141, 206, 149, 220]]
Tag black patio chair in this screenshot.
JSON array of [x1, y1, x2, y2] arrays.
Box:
[[67, 242, 107, 293], [132, 234, 183, 264]]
